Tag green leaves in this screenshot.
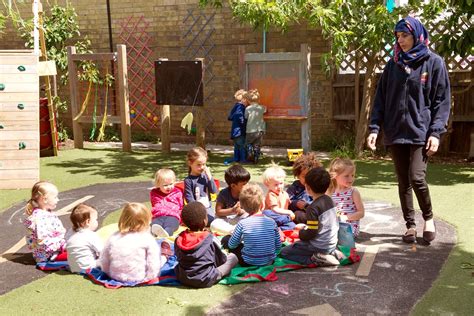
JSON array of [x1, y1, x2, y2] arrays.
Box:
[[422, 0, 474, 57]]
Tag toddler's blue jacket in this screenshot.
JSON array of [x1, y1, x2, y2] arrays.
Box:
[[228, 102, 246, 139]]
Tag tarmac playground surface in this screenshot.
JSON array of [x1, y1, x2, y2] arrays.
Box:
[[0, 179, 456, 315]]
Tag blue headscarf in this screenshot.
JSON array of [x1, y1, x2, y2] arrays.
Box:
[[394, 16, 430, 68]]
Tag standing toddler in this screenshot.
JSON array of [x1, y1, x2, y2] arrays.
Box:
[[228, 89, 248, 163], [244, 89, 266, 163]]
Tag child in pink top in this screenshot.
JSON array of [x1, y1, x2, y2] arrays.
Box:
[[150, 168, 184, 237], [100, 203, 164, 284], [23, 181, 67, 263]]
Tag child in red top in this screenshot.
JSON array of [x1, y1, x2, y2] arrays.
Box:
[[150, 168, 184, 237]]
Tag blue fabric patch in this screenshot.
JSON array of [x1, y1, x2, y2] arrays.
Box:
[[84, 255, 180, 288], [36, 261, 70, 271]]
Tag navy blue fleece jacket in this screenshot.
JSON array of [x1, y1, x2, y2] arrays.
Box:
[[174, 231, 227, 288], [228, 102, 246, 139], [369, 51, 451, 145]]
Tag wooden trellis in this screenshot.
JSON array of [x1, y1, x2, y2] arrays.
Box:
[[118, 16, 158, 131], [338, 20, 472, 74]]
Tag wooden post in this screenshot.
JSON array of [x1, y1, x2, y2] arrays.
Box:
[[158, 58, 171, 153], [354, 52, 360, 127], [196, 108, 205, 149], [116, 44, 132, 152], [67, 46, 83, 149], [38, 3, 58, 156], [196, 58, 205, 149], [161, 104, 171, 153], [300, 43, 311, 152]]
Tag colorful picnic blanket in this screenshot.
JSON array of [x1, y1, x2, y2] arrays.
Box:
[[36, 225, 360, 288], [219, 245, 359, 285], [85, 255, 180, 288], [36, 260, 70, 271], [82, 245, 359, 288]]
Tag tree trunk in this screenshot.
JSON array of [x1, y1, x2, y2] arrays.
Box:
[[354, 53, 360, 127], [354, 54, 379, 156]]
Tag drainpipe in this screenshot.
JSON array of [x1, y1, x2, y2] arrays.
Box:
[[106, 0, 114, 52], [262, 22, 267, 53], [263, 28, 266, 53]]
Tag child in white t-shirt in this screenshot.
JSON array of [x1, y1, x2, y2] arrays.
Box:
[[67, 204, 103, 273]]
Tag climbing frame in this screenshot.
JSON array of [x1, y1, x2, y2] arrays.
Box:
[[67, 44, 131, 152], [0, 50, 40, 189]]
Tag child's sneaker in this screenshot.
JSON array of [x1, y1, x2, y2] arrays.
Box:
[[332, 249, 347, 261], [151, 224, 169, 238], [310, 252, 340, 266]]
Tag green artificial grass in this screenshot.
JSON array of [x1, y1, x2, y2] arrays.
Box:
[[0, 272, 244, 315], [355, 160, 474, 315], [1, 145, 473, 315]]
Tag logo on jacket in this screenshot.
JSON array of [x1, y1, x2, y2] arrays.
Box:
[[421, 72, 429, 84]]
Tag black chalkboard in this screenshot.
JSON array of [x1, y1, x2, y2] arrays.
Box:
[[155, 60, 203, 106]]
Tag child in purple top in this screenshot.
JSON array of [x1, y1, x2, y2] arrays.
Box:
[[150, 168, 184, 237]]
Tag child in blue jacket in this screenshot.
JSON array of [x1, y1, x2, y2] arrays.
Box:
[[228, 89, 248, 163]]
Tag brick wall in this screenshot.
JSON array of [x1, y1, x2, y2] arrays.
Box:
[[1, 0, 336, 148]]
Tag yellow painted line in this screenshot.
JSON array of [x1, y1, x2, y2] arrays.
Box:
[[290, 303, 341, 315], [0, 238, 27, 264], [355, 245, 379, 277], [0, 195, 94, 264], [55, 195, 94, 216]]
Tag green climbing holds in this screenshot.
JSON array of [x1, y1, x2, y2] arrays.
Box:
[[17, 104, 25, 110], [17, 65, 26, 72], [18, 142, 26, 150], [0, 83, 5, 91], [0, 124, 4, 129]]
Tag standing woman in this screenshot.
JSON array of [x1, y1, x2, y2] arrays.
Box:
[[367, 16, 450, 244]]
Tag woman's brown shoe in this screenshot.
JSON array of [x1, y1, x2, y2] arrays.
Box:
[[402, 228, 417, 243]]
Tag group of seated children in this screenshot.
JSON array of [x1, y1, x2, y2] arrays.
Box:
[[228, 89, 266, 163], [23, 148, 364, 288]]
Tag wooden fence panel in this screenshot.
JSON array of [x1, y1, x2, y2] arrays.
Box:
[[332, 71, 473, 153]]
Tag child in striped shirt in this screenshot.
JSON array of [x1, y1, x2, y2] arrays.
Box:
[[222, 183, 281, 266]]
